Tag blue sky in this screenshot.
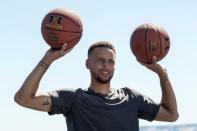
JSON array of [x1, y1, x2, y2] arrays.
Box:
[[1, 0, 197, 131]]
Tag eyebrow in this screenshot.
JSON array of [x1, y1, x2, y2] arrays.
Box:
[[95, 57, 115, 61]]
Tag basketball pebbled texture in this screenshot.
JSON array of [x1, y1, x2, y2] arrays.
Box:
[[41, 8, 83, 50], [130, 24, 170, 64]]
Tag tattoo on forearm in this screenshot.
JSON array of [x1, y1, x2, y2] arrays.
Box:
[[43, 99, 50, 106], [39, 60, 49, 69]]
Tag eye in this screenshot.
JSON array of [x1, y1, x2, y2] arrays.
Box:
[[57, 17, 62, 24], [49, 16, 53, 23], [96, 58, 104, 64], [97, 59, 103, 62], [108, 60, 115, 65]]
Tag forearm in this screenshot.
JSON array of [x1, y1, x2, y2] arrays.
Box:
[[15, 45, 70, 111], [140, 57, 178, 121], [15, 57, 51, 103], [159, 70, 178, 118]]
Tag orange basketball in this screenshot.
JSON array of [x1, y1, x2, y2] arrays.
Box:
[[130, 24, 170, 64], [41, 8, 83, 50]]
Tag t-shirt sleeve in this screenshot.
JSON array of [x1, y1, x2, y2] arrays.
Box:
[[127, 88, 160, 121], [48, 89, 77, 116]]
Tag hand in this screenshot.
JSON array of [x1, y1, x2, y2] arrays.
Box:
[[137, 56, 166, 76], [42, 43, 73, 65]]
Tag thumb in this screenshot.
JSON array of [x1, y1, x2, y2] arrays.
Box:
[[61, 43, 74, 55], [152, 56, 157, 63], [61, 43, 68, 51]]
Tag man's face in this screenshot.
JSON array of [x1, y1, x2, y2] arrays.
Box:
[[86, 47, 116, 84]]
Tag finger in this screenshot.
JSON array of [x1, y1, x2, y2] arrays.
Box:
[[61, 43, 68, 51], [65, 48, 72, 53], [62, 46, 74, 55], [152, 56, 157, 63]]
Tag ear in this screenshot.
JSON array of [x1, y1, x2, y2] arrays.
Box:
[[86, 59, 90, 69]]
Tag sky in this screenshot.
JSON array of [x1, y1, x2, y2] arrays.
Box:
[[1, 0, 197, 131]]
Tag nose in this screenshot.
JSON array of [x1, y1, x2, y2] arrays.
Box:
[[102, 60, 112, 68], [103, 61, 108, 68]]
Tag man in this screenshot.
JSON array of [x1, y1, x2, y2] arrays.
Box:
[[15, 41, 178, 131]]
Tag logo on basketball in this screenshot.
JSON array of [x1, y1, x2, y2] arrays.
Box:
[[41, 8, 83, 50], [149, 41, 157, 52]]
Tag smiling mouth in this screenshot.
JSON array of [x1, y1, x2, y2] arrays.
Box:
[[100, 69, 110, 76]]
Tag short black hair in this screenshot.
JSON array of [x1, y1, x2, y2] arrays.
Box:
[[88, 41, 116, 57]]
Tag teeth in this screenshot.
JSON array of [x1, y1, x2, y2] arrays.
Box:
[[100, 69, 109, 75], [102, 71, 109, 75], [103, 70, 108, 73]]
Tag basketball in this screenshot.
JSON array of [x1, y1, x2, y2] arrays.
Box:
[[130, 24, 170, 64], [41, 8, 83, 50]]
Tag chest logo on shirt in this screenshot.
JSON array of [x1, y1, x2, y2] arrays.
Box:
[[105, 90, 129, 105]]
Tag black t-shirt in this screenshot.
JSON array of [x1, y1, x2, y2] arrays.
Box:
[[48, 87, 160, 131]]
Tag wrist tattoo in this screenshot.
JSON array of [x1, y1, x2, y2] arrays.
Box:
[[39, 60, 49, 69]]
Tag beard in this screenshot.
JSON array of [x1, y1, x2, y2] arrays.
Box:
[[91, 71, 114, 84]]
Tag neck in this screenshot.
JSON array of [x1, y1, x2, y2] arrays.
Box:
[[89, 81, 111, 95]]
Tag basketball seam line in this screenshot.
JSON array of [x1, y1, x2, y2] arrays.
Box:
[[131, 26, 141, 57], [43, 27, 82, 33], [50, 36, 81, 45], [156, 27, 162, 60], [144, 24, 149, 63]]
